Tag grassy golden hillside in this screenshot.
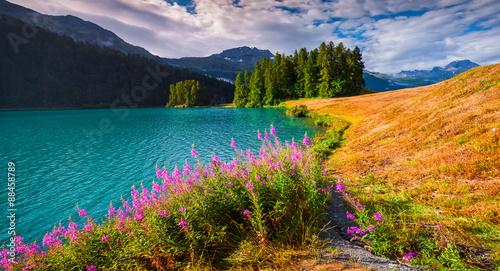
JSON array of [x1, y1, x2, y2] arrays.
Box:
[[287, 63, 500, 266]]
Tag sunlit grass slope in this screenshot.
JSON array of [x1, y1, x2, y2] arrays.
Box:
[[287, 63, 500, 266]]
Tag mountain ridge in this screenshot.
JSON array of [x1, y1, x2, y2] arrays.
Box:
[[161, 46, 273, 81], [364, 59, 480, 92], [394, 59, 479, 80], [0, 0, 157, 58]]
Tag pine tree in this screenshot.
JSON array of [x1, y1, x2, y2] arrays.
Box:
[[295, 48, 308, 96], [247, 62, 264, 107], [304, 48, 319, 98], [263, 58, 277, 105], [352, 46, 366, 90], [233, 72, 246, 107], [318, 42, 332, 97]]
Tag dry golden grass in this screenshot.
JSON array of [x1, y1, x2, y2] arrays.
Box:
[[224, 246, 368, 271], [286, 64, 500, 250]]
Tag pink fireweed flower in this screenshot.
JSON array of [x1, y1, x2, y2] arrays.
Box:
[[68, 222, 79, 231], [257, 131, 263, 140], [246, 182, 254, 191], [322, 170, 327, 175], [346, 212, 356, 220], [373, 212, 385, 220], [158, 210, 170, 218], [108, 208, 116, 217], [403, 252, 418, 261], [243, 209, 251, 217], [292, 141, 297, 149], [368, 225, 376, 232], [87, 266, 97, 271], [356, 204, 364, 210], [131, 190, 140, 199], [101, 235, 110, 242], [256, 174, 261, 180], [132, 199, 142, 209], [118, 209, 127, 219], [302, 134, 310, 145], [264, 132, 270, 140], [178, 219, 189, 229], [83, 222, 94, 232], [183, 164, 192, 175], [336, 183, 346, 193], [212, 155, 219, 163], [226, 181, 233, 188], [134, 214, 144, 222], [178, 207, 186, 212], [435, 224, 443, 230], [57, 227, 66, 235], [270, 126, 276, 135], [78, 209, 87, 218], [27, 244, 40, 255], [152, 183, 162, 192], [347, 226, 367, 237], [150, 192, 157, 201], [172, 169, 181, 179], [231, 138, 237, 148], [191, 148, 198, 156], [156, 169, 162, 179]]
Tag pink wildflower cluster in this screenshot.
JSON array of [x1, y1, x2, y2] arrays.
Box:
[[346, 226, 367, 237], [403, 252, 418, 261], [4, 125, 330, 270]]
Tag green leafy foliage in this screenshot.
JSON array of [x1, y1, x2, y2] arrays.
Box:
[[166, 80, 209, 107]]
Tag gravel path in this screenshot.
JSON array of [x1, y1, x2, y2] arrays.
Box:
[[318, 191, 424, 271]]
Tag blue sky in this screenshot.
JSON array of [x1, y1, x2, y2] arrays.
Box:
[[10, 0, 500, 73]]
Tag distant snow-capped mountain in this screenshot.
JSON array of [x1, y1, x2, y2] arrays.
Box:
[[394, 60, 479, 82]]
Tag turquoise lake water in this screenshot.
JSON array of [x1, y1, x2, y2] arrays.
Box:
[[0, 107, 322, 245]]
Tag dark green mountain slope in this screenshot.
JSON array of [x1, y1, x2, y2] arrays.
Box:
[[0, 15, 234, 109], [0, 0, 156, 58]]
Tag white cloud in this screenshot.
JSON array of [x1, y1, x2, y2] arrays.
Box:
[[7, 0, 500, 73]]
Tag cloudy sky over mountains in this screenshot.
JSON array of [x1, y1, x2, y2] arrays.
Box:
[[10, 0, 500, 73]]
